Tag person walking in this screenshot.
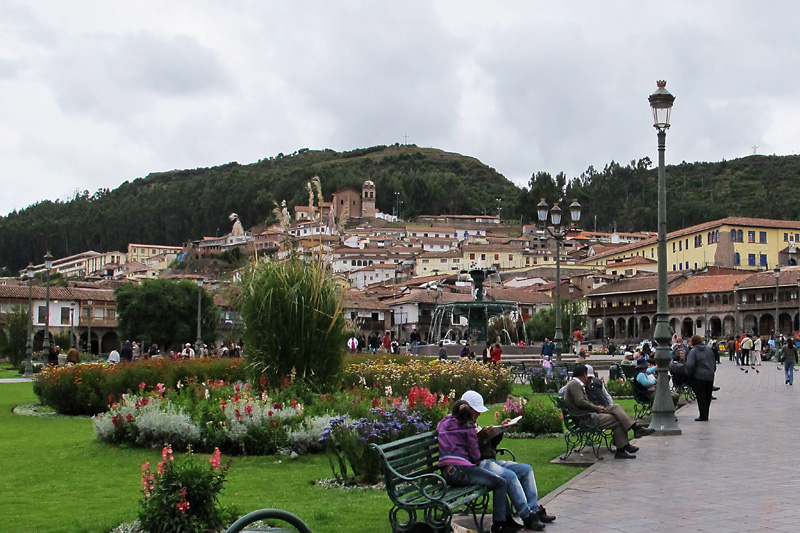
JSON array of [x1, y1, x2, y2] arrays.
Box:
[[686, 335, 716, 422], [740, 334, 753, 366], [410, 328, 421, 356], [490, 343, 502, 364], [752, 336, 762, 365], [782, 335, 798, 385]]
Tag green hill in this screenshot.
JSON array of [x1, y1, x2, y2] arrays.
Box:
[[3, 146, 800, 273], [0, 145, 521, 271]]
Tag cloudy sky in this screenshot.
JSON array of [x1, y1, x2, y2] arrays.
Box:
[[1, 1, 798, 216]]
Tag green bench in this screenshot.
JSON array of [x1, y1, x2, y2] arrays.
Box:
[[550, 395, 612, 461], [631, 380, 653, 419], [226, 508, 312, 533], [620, 364, 637, 381], [502, 361, 531, 384], [371, 430, 514, 533]]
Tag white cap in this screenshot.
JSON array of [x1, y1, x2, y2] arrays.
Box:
[[460, 390, 488, 413], [585, 364, 594, 377]]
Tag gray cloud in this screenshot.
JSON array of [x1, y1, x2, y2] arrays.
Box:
[[2, 0, 800, 215]]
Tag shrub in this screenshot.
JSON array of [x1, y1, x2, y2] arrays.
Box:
[[343, 358, 513, 402], [138, 446, 232, 533], [33, 358, 246, 415], [496, 396, 563, 436], [604, 379, 633, 397], [238, 253, 348, 391], [529, 367, 568, 394], [321, 408, 433, 484]]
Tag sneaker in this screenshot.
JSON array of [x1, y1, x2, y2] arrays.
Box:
[[537, 506, 556, 523], [633, 427, 655, 438], [522, 513, 546, 531], [614, 449, 637, 459], [504, 516, 524, 530], [624, 443, 639, 454]]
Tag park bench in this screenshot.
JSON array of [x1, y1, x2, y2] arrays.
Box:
[[670, 372, 695, 403], [550, 395, 612, 461], [631, 380, 653, 419], [620, 364, 637, 381], [226, 508, 312, 533], [502, 361, 530, 384], [371, 430, 515, 533]]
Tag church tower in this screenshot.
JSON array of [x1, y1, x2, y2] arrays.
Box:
[[362, 180, 376, 219]]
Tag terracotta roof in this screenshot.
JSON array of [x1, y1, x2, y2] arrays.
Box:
[[485, 287, 553, 305], [588, 273, 684, 296], [738, 265, 800, 289], [418, 250, 462, 258], [606, 256, 657, 267], [0, 285, 115, 301], [669, 274, 752, 295]]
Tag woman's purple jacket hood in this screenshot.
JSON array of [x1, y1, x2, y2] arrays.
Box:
[[436, 414, 480, 466]]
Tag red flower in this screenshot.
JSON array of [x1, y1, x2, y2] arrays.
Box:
[[259, 375, 267, 389], [273, 402, 283, 410], [125, 414, 133, 424], [290, 398, 298, 408], [267, 410, 274, 417]]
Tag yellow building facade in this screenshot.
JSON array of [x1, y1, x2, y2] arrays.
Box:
[[583, 217, 800, 272]]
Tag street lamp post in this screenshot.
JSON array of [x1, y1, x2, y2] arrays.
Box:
[[87, 299, 93, 360], [796, 279, 800, 336], [648, 80, 680, 433], [196, 278, 204, 353], [601, 297, 607, 347], [23, 263, 35, 378], [70, 302, 76, 349], [42, 252, 53, 360], [774, 268, 781, 338], [568, 285, 575, 354], [394, 192, 400, 218], [734, 282, 740, 336], [537, 198, 581, 363], [496, 198, 502, 220], [633, 306, 638, 341]]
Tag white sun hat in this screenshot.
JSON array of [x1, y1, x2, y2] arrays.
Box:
[[460, 390, 488, 413]]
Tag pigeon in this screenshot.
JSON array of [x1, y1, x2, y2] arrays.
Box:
[[740, 367, 745, 372], [755, 369, 760, 373], [745, 370, 748, 373]]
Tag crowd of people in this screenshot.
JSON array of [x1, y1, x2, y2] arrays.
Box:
[[105, 341, 243, 363]]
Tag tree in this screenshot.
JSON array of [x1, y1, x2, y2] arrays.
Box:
[[238, 253, 348, 391], [115, 279, 219, 351], [0, 305, 29, 366], [524, 303, 586, 346]]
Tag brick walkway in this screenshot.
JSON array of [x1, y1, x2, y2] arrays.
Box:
[[539, 359, 798, 532]]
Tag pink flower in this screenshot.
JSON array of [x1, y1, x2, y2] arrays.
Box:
[[139, 382, 146, 391], [142, 462, 150, 472], [156, 383, 166, 394], [162, 445, 174, 462], [158, 461, 164, 475], [209, 448, 222, 470]]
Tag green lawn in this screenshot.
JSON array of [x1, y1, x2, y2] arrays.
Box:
[[0, 383, 584, 533], [0, 364, 21, 378]]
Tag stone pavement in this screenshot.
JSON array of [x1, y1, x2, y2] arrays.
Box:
[[538, 359, 799, 532]]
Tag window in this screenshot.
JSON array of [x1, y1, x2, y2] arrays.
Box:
[[494, 254, 499, 261], [747, 231, 755, 243], [38, 306, 47, 323], [469, 253, 475, 260], [734, 253, 740, 266], [748, 254, 756, 266], [672, 242, 676, 252], [784, 233, 789, 242], [440, 259, 447, 263], [731, 229, 737, 241], [61, 307, 70, 325], [678, 263, 682, 270], [508, 255, 513, 261], [421, 259, 429, 264], [760, 231, 767, 244], [685, 261, 689, 270], [481, 254, 486, 261], [737, 230, 743, 242], [760, 254, 767, 267], [678, 241, 682, 251]]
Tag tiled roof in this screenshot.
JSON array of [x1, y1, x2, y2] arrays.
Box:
[[588, 273, 684, 296], [0, 285, 115, 301], [669, 274, 752, 295], [738, 265, 800, 289], [606, 256, 657, 267], [485, 287, 553, 305]]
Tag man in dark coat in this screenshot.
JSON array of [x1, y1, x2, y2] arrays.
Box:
[[686, 334, 716, 422]]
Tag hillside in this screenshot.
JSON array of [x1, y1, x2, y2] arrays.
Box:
[[0, 145, 521, 271], [2, 147, 800, 273]]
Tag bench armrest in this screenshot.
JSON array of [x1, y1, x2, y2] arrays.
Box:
[[370, 443, 448, 502]]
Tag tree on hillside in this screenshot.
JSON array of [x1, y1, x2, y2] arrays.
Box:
[[115, 279, 219, 351]]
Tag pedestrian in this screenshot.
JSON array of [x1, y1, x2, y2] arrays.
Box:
[[382, 331, 392, 353], [781, 335, 798, 385], [120, 340, 133, 362], [752, 336, 762, 365], [147, 344, 159, 358], [726, 336, 735, 362], [542, 355, 552, 378], [740, 334, 753, 366], [410, 328, 421, 356], [131, 341, 141, 361], [438, 341, 448, 361], [686, 334, 716, 422], [483, 341, 492, 364], [347, 335, 358, 353], [107, 347, 120, 363], [369, 333, 381, 354], [491, 343, 502, 364], [66, 347, 80, 364]]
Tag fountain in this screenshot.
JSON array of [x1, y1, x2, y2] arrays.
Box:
[[430, 267, 525, 345]]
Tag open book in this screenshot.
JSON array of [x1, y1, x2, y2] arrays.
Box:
[[478, 415, 523, 439]]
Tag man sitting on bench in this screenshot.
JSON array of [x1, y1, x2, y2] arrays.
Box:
[[563, 363, 655, 459]]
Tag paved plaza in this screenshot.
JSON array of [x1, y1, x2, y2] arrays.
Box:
[[538, 359, 799, 532]]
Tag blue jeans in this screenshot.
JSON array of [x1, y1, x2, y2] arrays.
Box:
[[444, 465, 508, 523], [411, 340, 419, 355], [480, 459, 538, 519], [785, 360, 795, 384]]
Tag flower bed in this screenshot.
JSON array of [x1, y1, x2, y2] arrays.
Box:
[[33, 358, 246, 416], [343, 358, 513, 402], [495, 396, 563, 436]]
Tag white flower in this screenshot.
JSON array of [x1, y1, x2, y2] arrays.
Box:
[[205, 389, 210, 399]]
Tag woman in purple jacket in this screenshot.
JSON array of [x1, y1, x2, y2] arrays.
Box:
[[437, 391, 546, 532]]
